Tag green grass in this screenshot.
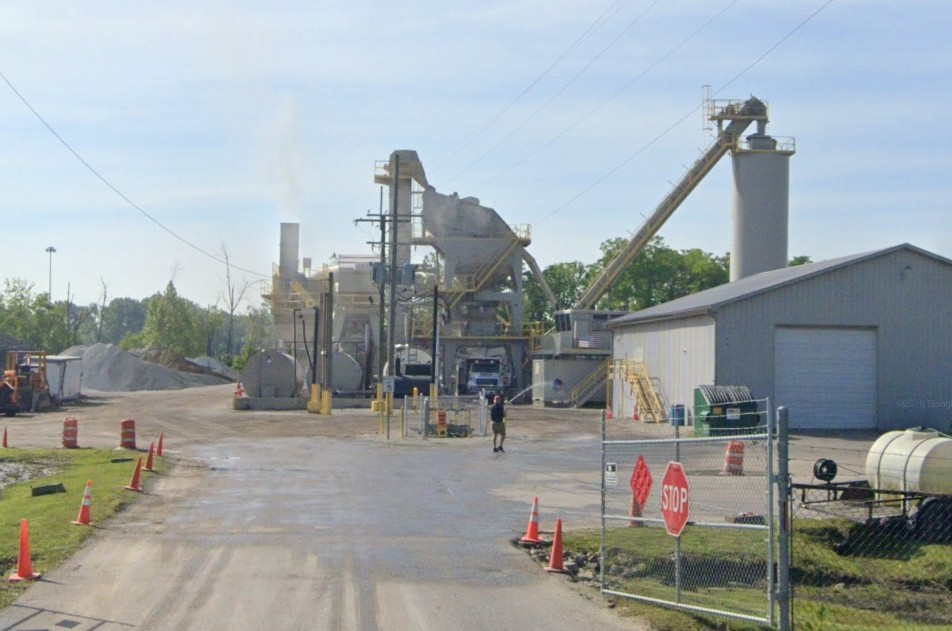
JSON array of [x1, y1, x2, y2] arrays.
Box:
[[0, 448, 163, 608], [562, 519, 952, 631]]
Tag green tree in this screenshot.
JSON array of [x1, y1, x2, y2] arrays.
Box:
[[0, 279, 70, 352], [789, 255, 813, 266], [523, 261, 590, 327], [590, 237, 729, 311], [139, 282, 202, 355], [232, 304, 277, 371], [101, 297, 147, 344]]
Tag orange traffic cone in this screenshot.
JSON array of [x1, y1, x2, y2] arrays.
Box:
[[125, 456, 144, 492], [606, 407, 613, 420], [2, 427, 7, 448], [632, 407, 640, 421], [156, 432, 165, 457], [545, 518, 568, 574], [234, 382, 245, 398], [518, 497, 543, 545], [144, 442, 156, 472], [72, 480, 93, 526], [8, 519, 41, 581]]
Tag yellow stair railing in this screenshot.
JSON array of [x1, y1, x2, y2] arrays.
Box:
[[569, 359, 610, 407], [448, 235, 522, 309], [625, 360, 666, 423]]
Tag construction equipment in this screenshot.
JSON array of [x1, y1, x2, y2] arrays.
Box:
[[1, 370, 18, 416], [3, 351, 51, 414], [456, 355, 509, 399]]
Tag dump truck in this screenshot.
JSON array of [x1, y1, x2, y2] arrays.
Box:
[[456, 356, 509, 399]]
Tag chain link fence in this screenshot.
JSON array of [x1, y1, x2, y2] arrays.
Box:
[[397, 394, 487, 438], [601, 401, 778, 627], [791, 483, 952, 630]]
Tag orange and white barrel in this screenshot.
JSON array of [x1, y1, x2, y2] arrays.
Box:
[[62, 417, 79, 449], [119, 418, 136, 450], [722, 440, 745, 475]]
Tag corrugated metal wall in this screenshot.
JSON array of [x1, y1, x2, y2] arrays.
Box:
[[612, 315, 715, 420], [715, 248, 952, 430]]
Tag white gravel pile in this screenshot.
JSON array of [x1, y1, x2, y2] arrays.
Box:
[[73, 343, 227, 392]]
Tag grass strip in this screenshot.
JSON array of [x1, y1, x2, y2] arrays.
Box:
[[0, 448, 164, 609]]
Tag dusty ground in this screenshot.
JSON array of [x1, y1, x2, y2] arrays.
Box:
[[0, 386, 882, 630], [1, 386, 651, 631]]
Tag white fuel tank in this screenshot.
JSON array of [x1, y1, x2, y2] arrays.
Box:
[[865, 428, 952, 494]]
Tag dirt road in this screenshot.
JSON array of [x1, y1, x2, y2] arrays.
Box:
[[0, 386, 649, 631]]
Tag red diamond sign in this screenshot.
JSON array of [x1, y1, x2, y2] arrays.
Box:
[[630, 455, 653, 509], [660, 461, 690, 537]]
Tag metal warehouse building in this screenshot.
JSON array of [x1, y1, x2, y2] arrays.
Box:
[[607, 244, 952, 431]]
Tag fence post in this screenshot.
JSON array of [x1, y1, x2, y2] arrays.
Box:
[[600, 408, 607, 593], [402, 396, 408, 438], [777, 406, 791, 631]]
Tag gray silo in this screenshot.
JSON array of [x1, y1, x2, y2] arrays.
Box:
[[730, 134, 795, 281]]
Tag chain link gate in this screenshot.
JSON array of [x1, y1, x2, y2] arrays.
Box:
[[600, 402, 790, 628]]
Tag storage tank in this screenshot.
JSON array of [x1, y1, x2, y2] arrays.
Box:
[[730, 134, 795, 282], [865, 428, 952, 494], [302, 352, 364, 393], [240, 350, 301, 398]]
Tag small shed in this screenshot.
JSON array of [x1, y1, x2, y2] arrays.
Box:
[[46, 355, 83, 402]]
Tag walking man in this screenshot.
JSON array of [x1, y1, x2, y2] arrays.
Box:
[[490, 395, 506, 453]]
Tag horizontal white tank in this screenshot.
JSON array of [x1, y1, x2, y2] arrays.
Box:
[[865, 428, 952, 494]]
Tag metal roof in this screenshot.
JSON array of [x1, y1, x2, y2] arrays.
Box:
[[607, 243, 952, 327]]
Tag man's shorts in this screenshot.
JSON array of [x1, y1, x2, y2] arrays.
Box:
[[492, 421, 506, 437]]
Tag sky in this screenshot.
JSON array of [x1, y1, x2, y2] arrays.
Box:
[[2, 1, 949, 308]]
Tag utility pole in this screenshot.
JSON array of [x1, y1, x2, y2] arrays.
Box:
[[322, 272, 334, 414], [377, 187, 386, 385], [387, 154, 399, 379], [354, 189, 387, 391]]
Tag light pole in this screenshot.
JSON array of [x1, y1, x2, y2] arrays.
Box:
[[45, 246, 56, 301]]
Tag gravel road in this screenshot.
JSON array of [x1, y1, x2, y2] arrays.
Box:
[[0, 386, 650, 631]]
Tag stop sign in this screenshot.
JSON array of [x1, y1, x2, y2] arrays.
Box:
[[660, 461, 690, 537]]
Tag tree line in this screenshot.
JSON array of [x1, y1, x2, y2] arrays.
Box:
[[523, 236, 810, 326], [0, 278, 276, 371], [2, 237, 809, 365]]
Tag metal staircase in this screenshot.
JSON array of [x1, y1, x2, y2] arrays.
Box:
[[624, 360, 667, 423], [569, 358, 610, 408], [448, 230, 527, 310]]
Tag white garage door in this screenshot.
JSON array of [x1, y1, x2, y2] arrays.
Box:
[[774, 327, 877, 430]]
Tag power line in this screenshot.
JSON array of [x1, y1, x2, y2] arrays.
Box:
[[447, 0, 663, 184], [534, 0, 836, 226], [0, 69, 269, 280], [434, 0, 633, 171], [485, 0, 740, 187]]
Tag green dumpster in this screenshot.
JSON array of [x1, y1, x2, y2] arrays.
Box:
[[693, 385, 762, 437]]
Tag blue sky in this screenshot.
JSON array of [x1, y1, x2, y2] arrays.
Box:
[[2, 1, 949, 307]]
